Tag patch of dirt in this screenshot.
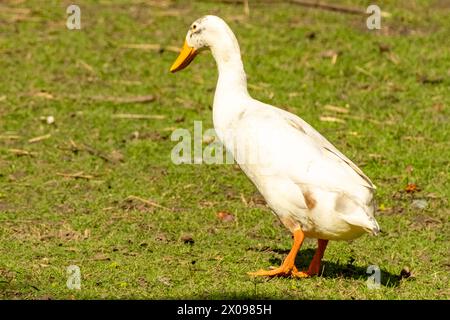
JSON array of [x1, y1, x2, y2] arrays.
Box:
[[8, 171, 27, 182], [410, 215, 443, 230], [0, 201, 11, 212], [378, 206, 404, 216], [247, 246, 290, 255], [145, 165, 168, 183], [0, 267, 16, 283], [119, 198, 157, 213], [431, 0, 450, 10], [129, 131, 169, 141], [247, 192, 267, 207], [5, 221, 89, 242]]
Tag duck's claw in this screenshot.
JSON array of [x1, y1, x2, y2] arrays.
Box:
[[248, 266, 293, 277], [291, 270, 312, 278]]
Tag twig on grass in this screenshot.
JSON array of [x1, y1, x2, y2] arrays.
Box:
[[56, 172, 94, 180], [112, 114, 166, 120], [28, 134, 51, 144], [0, 135, 21, 140], [319, 116, 346, 123], [65, 94, 155, 104], [211, 0, 390, 16], [125, 195, 172, 211], [8, 149, 37, 157], [289, 0, 365, 15], [243, 0, 250, 16], [59, 139, 123, 164]]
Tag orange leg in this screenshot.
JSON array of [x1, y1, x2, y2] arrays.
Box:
[[249, 229, 305, 277], [293, 239, 328, 278]]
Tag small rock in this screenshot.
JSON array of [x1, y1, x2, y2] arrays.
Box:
[[217, 211, 235, 222], [320, 49, 338, 58], [180, 234, 194, 245], [378, 43, 391, 53], [43, 116, 55, 124], [305, 31, 316, 40], [155, 234, 167, 242], [412, 199, 428, 210], [202, 135, 216, 144], [109, 150, 124, 162], [157, 276, 171, 286], [130, 131, 140, 139], [400, 267, 412, 279]]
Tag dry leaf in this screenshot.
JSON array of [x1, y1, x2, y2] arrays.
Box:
[[157, 276, 172, 286], [405, 183, 420, 194], [432, 103, 445, 112], [217, 211, 235, 222]]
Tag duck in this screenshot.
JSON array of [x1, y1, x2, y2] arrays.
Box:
[[170, 15, 380, 278]]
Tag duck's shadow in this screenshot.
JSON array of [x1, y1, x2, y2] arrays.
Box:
[[267, 248, 401, 287]]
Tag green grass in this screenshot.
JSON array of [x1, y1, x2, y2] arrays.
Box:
[[0, 0, 449, 299]]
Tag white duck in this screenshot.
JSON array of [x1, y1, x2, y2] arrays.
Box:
[[170, 15, 380, 278]]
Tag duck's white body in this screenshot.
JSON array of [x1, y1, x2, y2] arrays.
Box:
[[174, 15, 380, 243]]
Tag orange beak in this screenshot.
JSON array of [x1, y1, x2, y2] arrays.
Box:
[[170, 41, 198, 73]]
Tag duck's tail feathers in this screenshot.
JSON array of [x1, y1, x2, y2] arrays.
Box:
[[340, 210, 380, 235], [335, 193, 380, 235]]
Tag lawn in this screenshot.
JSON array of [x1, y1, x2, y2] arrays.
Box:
[[0, 0, 448, 299]]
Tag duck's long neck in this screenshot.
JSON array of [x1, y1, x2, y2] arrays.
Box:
[[210, 32, 250, 133], [214, 52, 248, 96]]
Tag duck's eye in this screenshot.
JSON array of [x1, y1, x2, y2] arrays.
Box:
[[192, 24, 197, 31]]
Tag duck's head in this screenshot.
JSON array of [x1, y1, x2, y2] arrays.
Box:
[[170, 15, 240, 73]]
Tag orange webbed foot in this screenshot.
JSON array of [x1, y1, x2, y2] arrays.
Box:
[[248, 229, 305, 278], [248, 265, 295, 277]]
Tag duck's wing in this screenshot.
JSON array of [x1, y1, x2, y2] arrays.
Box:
[[232, 101, 378, 232], [233, 101, 375, 197], [275, 107, 376, 190]]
